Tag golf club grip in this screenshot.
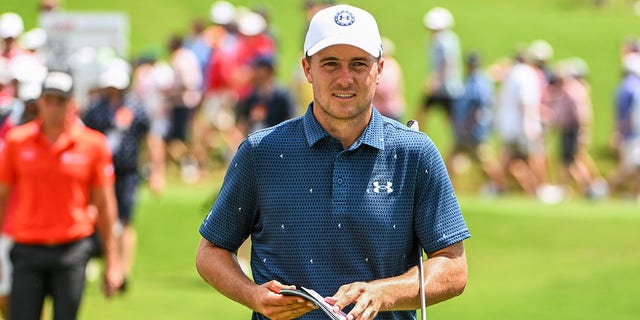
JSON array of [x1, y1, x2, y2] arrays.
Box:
[[407, 120, 419, 131]]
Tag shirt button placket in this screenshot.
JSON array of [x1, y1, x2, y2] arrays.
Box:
[[332, 154, 348, 215]]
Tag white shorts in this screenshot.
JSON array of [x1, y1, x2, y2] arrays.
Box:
[[0, 235, 14, 296]]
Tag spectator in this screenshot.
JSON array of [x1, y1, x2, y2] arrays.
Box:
[[449, 51, 506, 194], [0, 70, 122, 319], [608, 52, 640, 202], [130, 55, 170, 187], [164, 34, 203, 182], [194, 1, 245, 171], [495, 51, 546, 196], [547, 61, 607, 199], [373, 37, 406, 121], [82, 59, 164, 289], [417, 7, 464, 128], [236, 55, 294, 135], [0, 12, 26, 109]]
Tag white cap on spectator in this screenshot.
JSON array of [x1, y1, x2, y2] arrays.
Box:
[[210, 1, 236, 25], [424, 7, 454, 31], [528, 39, 554, 62], [99, 58, 131, 90], [19, 81, 43, 101], [98, 69, 130, 90], [623, 52, 640, 76], [238, 11, 267, 36], [0, 12, 24, 39], [101, 57, 132, 76], [304, 4, 383, 58], [21, 28, 47, 50], [8, 54, 47, 84], [564, 57, 589, 78]]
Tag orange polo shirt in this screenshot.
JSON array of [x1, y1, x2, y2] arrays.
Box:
[[0, 119, 115, 245]]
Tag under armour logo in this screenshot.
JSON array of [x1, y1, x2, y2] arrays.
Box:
[[334, 10, 355, 26], [373, 181, 393, 193]]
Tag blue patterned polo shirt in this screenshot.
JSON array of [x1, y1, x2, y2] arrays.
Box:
[[199, 105, 470, 320]]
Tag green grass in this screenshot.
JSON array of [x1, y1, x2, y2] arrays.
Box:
[[75, 182, 640, 319]]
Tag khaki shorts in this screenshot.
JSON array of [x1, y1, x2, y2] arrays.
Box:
[[200, 92, 237, 131]]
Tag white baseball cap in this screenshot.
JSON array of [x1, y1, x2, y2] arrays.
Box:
[[304, 4, 383, 58], [98, 58, 131, 90], [0, 12, 24, 39], [528, 39, 553, 62], [623, 52, 640, 76], [20, 28, 47, 50], [210, 1, 236, 25], [238, 11, 266, 36], [41, 70, 74, 98], [423, 7, 454, 31]]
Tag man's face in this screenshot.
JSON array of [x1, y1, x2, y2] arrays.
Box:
[[302, 44, 383, 124], [38, 93, 71, 123]]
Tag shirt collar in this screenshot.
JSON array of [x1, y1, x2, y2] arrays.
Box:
[[303, 103, 385, 150], [35, 117, 83, 150]]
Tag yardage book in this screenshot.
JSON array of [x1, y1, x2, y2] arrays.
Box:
[[280, 287, 347, 320]]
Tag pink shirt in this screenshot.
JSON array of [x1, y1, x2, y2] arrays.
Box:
[[373, 57, 405, 119]]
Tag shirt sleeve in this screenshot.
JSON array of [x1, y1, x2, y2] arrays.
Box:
[[414, 138, 470, 254], [199, 139, 258, 251]]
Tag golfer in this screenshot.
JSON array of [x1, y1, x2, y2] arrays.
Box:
[[196, 4, 470, 320], [0, 70, 122, 319]]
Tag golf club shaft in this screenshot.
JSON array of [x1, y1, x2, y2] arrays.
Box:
[[407, 120, 427, 320]]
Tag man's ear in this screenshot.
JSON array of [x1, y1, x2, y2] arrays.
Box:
[[376, 58, 385, 84], [301, 56, 312, 83]]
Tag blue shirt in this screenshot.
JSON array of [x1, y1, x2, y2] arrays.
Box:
[[81, 93, 150, 173], [615, 73, 640, 139], [453, 70, 494, 144], [199, 105, 470, 320]]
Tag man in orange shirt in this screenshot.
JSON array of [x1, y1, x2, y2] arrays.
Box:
[[0, 70, 123, 320]]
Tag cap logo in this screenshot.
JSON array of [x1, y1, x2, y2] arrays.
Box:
[[334, 10, 355, 26]]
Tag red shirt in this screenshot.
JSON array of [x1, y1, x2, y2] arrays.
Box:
[[0, 119, 115, 244]]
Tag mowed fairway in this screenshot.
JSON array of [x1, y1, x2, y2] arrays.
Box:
[[77, 182, 640, 320]]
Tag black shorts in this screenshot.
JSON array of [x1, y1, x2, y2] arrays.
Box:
[[560, 129, 579, 165], [115, 171, 139, 224], [165, 105, 191, 142], [423, 94, 455, 118]]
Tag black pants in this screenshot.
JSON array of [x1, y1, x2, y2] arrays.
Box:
[[8, 237, 94, 320]]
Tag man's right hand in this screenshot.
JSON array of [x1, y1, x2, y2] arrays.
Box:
[[254, 280, 317, 320]]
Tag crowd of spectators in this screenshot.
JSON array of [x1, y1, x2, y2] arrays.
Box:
[[417, 7, 640, 203], [2, 2, 640, 203]]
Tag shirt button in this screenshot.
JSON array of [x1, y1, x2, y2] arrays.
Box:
[[337, 178, 343, 184]]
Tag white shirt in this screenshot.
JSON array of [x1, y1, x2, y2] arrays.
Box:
[[496, 62, 542, 142]]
